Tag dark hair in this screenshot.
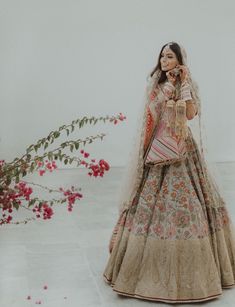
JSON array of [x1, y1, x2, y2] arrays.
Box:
[[150, 41, 184, 84]]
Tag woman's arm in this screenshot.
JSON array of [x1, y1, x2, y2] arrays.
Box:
[[180, 81, 198, 120], [185, 100, 198, 120]]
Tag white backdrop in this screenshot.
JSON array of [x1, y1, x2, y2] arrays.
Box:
[[0, 0, 235, 167]]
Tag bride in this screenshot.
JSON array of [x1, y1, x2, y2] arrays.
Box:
[[103, 41, 235, 304]]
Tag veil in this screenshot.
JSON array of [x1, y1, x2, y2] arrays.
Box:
[[117, 42, 226, 215]]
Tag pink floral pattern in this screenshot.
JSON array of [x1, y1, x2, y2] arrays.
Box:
[[119, 129, 230, 240]]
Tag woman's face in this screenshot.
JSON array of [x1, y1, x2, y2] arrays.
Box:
[[160, 46, 179, 71]]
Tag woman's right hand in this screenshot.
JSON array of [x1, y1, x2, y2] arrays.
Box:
[[166, 69, 177, 86]]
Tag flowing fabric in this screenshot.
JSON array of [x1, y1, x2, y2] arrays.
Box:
[[103, 43, 235, 303]]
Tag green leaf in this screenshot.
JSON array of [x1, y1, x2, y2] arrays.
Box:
[[26, 144, 34, 153], [75, 142, 79, 150], [38, 202, 43, 209], [70, 144, 74, 152], [54, 131, 60, 138], [59, 125, 66, 131], [41, 138, 46, 145], [64, 159, 68, 165], [13, 202, 19, 210], [6, 176, 11, 185], [48, 152, 53, 161], [30, 162, 35, 172], [66, 129, 70, 136], [29, 199, 36, 207], [44, 142, 49, 150]]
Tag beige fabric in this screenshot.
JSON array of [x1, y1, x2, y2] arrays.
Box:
[[104, 224, 235, 303], [103, 128, 235, 303]]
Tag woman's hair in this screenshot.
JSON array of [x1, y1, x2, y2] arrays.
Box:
[[150, 42, 184, 84]]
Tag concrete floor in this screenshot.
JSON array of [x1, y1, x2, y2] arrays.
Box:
[[0, 163, 235, 307]]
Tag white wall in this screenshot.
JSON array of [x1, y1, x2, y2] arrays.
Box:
[[0, 0, 235, 167]]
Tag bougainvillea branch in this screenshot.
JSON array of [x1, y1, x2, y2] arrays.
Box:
[[0, 113, 126, 225]]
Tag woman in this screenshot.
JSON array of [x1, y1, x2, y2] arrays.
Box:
[[103, 42, 235, 303]]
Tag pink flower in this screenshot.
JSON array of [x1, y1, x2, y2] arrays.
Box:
[[99, 159, 110, 171], [153, 224, 164, 235], [118, 113, 126, 121], [157, 202, 166, 212], [27, 295, 31, 300], [39, 170, 46, 176], [7, 216, 12, 222], [167, 226, 176, 238], [43, 285, 48, 290], [172, 210, 190, 228], [41, 204, 54, 220], [46, 162, 52, 170]]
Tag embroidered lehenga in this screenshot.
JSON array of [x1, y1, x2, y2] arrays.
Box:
[[103, 43, 235, 304]]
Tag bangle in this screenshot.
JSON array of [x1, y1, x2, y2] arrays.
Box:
[[180, 81, 192, 101]]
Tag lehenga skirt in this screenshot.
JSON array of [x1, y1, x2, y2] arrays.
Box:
[[103, 128, 235, 304]]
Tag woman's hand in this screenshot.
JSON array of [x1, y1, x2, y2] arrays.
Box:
[[176, 64, 189, 83], [166, 69, 177, 86]]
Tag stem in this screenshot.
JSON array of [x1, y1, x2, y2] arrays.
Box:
[[0, 133, 105, 182], [21, 181, 61, 193]]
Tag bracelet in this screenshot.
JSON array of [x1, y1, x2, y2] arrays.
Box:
[[180, 81, 192, 101]]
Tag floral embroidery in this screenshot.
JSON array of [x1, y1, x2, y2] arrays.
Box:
[[122, 134, 230, 240]]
